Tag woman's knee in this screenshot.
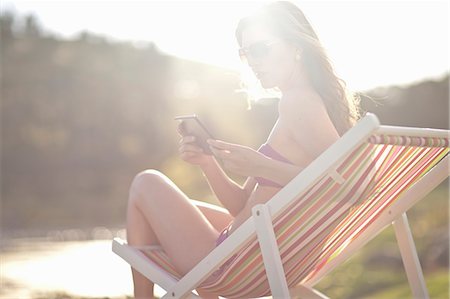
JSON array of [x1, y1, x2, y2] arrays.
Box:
[[129, 169, 169, 203]]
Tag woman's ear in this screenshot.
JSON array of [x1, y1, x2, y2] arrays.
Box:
[[294, 48, 303, 61], [290, 44, 302, 61]]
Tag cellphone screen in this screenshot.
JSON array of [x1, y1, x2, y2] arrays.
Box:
[[175, 115, 215, 155]]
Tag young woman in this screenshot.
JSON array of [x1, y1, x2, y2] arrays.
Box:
[[126, 1, 360, 298]]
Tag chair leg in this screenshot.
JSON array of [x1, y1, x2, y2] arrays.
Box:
[[253, 204, 291, 299], [392, 212, 429, 299]]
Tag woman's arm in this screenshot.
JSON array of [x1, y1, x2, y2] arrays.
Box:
[[200, 158, 256, 216], [285, 92, 340, 158], [178, 133, 253, 216], [256, 93, 340, 186], [256, 91, 341, 186], [207, 92, 340, 188], [208, 140, 301, 187], [256, 158, 304, 187]]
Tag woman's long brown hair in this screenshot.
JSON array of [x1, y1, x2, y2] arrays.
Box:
[[236, 1, 360, 135]]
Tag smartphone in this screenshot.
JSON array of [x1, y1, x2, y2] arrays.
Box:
[[175, 114, 216, 155]]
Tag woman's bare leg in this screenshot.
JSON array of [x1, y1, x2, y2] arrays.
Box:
[[126, 169, 229, 298], [192, 199, 233, 232], [191, 201, 233, 299], [126, 182, 159, 298]]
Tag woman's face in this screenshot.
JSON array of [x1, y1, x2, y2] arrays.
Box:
[[240, 24, 298, 89]]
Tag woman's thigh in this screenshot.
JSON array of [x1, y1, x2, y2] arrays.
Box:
[[130, 170, 220, 275], [192, 199, 233, 232]]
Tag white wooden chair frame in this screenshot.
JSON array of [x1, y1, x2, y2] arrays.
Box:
[[112, 113, 449, 298]]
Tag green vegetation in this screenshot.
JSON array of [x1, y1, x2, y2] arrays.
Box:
[[315, 181, 449, 299]]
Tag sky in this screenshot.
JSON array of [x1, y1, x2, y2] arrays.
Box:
[[1, 0, 449, 91]]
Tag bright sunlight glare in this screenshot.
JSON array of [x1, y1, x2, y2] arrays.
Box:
[[2, 241, 133, 297], [1, 0, 448, 89]]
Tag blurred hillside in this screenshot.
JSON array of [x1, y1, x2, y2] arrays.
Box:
[[362, 77, 449, 129], [1, 13, 448, 232]]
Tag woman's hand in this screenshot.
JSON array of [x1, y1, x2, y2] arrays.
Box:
[[178, 135, 214, 166], [177, 122, 214, 166], [207, 139, 268, 177]]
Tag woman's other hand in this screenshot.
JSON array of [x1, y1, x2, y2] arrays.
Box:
[[208, 139, 267, 177]]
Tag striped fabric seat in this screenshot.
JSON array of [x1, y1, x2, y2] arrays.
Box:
[[133, 130, 449, 298]]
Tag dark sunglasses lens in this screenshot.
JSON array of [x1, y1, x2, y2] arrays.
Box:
[[249, 43, 269, 60], [238, 42, 273, 63]]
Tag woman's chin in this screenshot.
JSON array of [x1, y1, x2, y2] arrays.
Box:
[[259, 79, 276, 89]]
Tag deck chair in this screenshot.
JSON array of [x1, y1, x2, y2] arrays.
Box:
[[112, 113, 449, 299]]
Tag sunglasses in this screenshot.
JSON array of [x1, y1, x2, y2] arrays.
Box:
[[238, 40, 280, 63]]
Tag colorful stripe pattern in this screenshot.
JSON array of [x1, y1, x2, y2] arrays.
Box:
[[136, 134, 449, 298], [369, 134, 450, 147]]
